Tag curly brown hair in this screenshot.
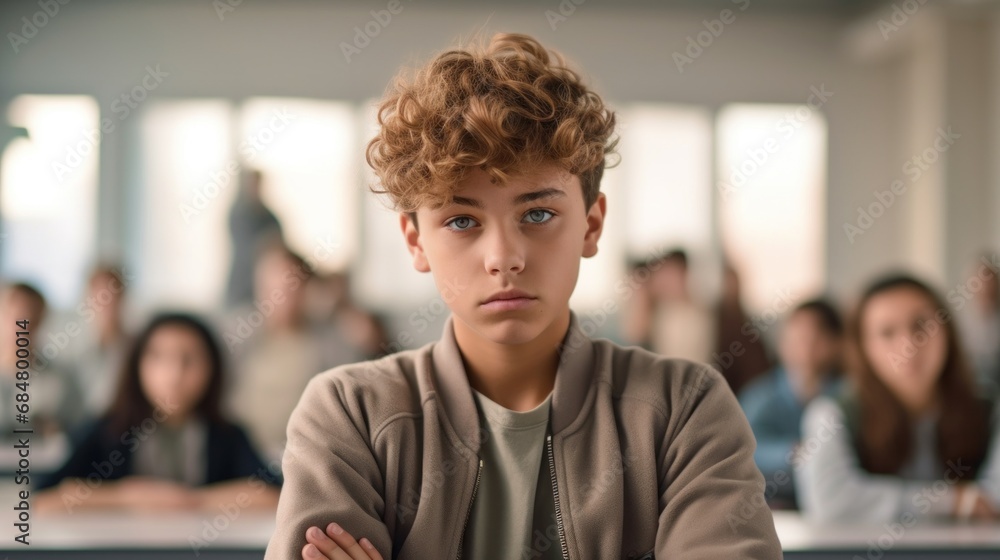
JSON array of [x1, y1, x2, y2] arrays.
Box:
[[366, 32, 618, 216]]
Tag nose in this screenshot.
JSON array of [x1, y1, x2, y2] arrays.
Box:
[[162, 355, 191, 386], [483, 224, 525, 276]]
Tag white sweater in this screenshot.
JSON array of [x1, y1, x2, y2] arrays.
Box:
[[795, 396, 1000, 523]]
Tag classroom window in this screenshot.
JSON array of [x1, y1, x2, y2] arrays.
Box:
[[571, 104, 715, 322], [134, 97, 358, 310], [617, 104, 714, 259], [715, 103, 827, 314], [137, 99, 233, 310], [1, 95, 100, 308], [239, 97, 358, 274]]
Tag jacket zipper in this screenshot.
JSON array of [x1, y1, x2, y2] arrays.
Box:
[[455, 458, 483, 560], [546, 433, 570, 560]]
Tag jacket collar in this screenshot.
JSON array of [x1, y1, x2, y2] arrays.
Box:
[[430, 309, 596, 450]]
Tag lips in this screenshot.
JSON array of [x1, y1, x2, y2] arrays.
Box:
[[480, 289, 538, 312], [482, 289, 535, 305]]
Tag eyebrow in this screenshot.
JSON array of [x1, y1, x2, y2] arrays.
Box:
[[450, 188, 567, 209]]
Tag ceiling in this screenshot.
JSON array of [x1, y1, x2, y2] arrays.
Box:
[[55, 0, 898, 18]]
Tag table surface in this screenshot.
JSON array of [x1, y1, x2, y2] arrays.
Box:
[[2, 509, 276, 550], [773, 511, 1000, 551], [1, 503, 999, 552]]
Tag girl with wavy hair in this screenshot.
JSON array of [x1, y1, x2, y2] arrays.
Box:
[[797, 274, 1000, 523]]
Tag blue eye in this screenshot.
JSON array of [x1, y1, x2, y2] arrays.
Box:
[[524, 209, 554, 224], [446, 216, 477, 231]]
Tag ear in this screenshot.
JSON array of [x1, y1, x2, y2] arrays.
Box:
[[400, 212, 431, 273], [582, 192, 606, 259]]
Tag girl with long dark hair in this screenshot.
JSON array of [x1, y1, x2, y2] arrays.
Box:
[[796, 274, 1000, 522], [34, 312, 280, 512]]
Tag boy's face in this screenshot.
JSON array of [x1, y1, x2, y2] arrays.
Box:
[[401, 163, 606, 346], [650, 260, 688, 301], [779, 310, 841, 380]]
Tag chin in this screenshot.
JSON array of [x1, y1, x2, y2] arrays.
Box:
[[466, 308, 550, 345]]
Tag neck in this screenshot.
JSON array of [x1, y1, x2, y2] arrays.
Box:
[[266, 313, 300, 333], [162, 412, 190, 429], [787, 368, 823, 403], [454, 309, 570, 412], [902, 392, 939, 418], [98, 323, 122, 347], [978, 300, 999, 315]]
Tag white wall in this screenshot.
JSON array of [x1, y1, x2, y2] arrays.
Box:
[[840, 2, 1000, 299]]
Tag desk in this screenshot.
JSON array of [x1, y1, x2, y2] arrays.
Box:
[[0, 509, 275, 559], [775, 510, 1000, 559], [1, 507, 999, 559]]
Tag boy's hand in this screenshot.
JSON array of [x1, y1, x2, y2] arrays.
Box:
[[302, 523, 384, 560]]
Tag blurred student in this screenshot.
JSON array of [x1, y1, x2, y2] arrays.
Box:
[[225, 242, 340, 463], [0, 282, 83, 439], [63, 265, 132, 419], [622, 249, 715, 363], [796, 275, 1000, 523], [34, 313, 280, 513], [959, 254, 1000, 397], [739, 299, 844, 507], [225, 168, 284, 308], [716, 262, 772, 394], [304, 271, 388, 360], [619, 256, 656, 345]]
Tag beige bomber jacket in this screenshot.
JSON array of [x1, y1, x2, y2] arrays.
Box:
[[264, 311, 782, 559]]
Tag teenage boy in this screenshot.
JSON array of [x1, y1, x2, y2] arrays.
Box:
[[264, 32, 781, 560]]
